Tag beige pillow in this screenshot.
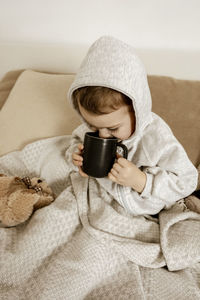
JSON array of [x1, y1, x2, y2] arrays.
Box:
[[0, 70, 81, 156], [0, 69, 24, 110]]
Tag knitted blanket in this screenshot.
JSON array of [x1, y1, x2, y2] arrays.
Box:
[[0, 136, 200, 299]]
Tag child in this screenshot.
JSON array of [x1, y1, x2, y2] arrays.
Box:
[[66, 36, 198, 215]]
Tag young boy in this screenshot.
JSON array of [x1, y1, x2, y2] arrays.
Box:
[[66, 36, 197, 216]]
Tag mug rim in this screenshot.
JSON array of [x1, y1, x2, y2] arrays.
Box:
[[85, 131, 118, 141]]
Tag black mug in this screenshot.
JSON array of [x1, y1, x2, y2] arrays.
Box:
[[82, 132, 128, 178]]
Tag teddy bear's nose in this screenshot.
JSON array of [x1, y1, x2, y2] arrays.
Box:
[[37, 179, 42, 183]]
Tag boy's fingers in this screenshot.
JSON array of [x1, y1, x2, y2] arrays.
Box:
[[79, 167, 88, 177], [73, 160, 83, 167], [108, 172, 117, 182], [110, 168, 119, 177], [72, 153, 83, 161], [117, 157, 128, 167], [112, 163, 122, 173], [116, 154, 128, 166], [78, 144, 84, 151]]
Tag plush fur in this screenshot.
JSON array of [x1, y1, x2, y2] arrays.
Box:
[[0, 174, 55, 227], [185, 165, 200, 213]]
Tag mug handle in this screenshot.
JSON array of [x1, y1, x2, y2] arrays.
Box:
[[116, 142, 128, 159]]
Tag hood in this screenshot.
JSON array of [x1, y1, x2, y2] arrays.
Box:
[[68, 36, 152, 137]]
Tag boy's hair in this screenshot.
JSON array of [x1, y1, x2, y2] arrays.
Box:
[[72, 86, 132, 114]]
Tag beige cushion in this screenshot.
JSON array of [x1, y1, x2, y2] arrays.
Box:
[[0, 70, 81, 155], [148, 75, 200, 167], [0, 70, 199, 167], [0, 69, 24, 110]]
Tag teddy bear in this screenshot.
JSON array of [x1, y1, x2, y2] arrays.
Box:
[[0, 174, 55, 227], [184, 164, 200, 213]]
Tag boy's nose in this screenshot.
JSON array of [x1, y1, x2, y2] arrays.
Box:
[[98, 129, 112, 138]]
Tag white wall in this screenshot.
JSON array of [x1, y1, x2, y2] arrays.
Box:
[[0, 0, 200, 79]]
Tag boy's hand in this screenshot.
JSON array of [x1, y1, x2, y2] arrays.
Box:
[[72, 144, 88, 178], [108, 157, 146, 193]]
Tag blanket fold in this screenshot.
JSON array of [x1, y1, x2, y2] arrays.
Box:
[[0, 136, 200, 299], [159, 204, 200, 271]]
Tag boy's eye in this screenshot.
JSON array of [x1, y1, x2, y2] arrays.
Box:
[[109, 128, 118, 132]]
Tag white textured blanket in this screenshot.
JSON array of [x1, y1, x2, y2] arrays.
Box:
[[0, 136, 200, 299]]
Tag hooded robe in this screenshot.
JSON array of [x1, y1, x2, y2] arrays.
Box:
[[66, 36, 197, 215]]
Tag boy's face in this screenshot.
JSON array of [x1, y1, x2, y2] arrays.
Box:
[[78, 103, 135, 140]]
